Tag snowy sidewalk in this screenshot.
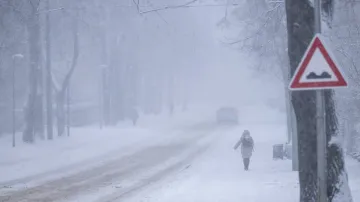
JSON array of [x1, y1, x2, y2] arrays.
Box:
[[120, 123, 360, 202], [124, 123, 300, 202]]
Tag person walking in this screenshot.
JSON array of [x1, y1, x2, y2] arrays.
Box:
[[234, 130, 254, 170], [127, 107, 139, 126]]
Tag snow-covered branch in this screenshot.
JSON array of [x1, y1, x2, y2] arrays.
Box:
[[36, 7, 65, 14], [227, 3, 283, 45], [139, 0, 199, 14], [132, 0, 140, 13]]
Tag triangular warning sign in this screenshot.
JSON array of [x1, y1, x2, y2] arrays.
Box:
[[289, 34, 348, 90]]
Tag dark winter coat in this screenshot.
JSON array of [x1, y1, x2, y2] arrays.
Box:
[[234, 132, 254, 158]]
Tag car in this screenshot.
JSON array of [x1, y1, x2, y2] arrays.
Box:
[[216, 107, 239, 125]]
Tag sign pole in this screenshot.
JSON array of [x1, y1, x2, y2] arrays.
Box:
[[314, 0, 327, 201], [291, 103, 299, 171], [316, 90, 327, 202]]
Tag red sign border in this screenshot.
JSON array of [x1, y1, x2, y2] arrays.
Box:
[[289, 35, 347, 90]]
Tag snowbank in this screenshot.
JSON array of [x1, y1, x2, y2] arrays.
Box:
[[346, 158, 360, 202]]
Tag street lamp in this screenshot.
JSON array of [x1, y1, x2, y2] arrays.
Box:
[[12, 54, 24, 148]]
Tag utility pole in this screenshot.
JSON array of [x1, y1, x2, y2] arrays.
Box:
[[314, 0, 327, 201], [45, 0, 54, 140]]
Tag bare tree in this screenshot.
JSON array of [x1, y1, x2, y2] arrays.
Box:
[[223, 0, 288, 81], [53, 8, 79, 137], [23, 0, 44, 143], [0, 0, 205, 139], [0, 1, 28, 137]]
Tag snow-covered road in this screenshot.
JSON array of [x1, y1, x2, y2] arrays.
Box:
[[0, 122, 229, 202]]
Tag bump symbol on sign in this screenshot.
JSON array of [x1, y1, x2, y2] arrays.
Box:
[[306, 72, 331, 80]]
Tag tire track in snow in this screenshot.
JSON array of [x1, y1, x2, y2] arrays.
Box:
[[91, 135, 214, 202], [0, 122, 218, 189], [0, 123, 228, 202], [93, 125, 233, 202], [0, 142, 190, 202]]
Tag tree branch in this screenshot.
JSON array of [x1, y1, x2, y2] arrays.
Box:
[[61, 12, 79, 93], [225, 3, 282, 45], [132, 0, 140, 13], [227, 16, 272, 45], [140, 0, 199, 14], [36, 7, 65, 15]]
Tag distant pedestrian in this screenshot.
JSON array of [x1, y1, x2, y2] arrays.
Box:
[[128, 108, 139, 126], [234, 130, 254, 170]]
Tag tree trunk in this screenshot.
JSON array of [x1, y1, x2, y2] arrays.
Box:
[[56, 91, 65, 136], [23, 3, 42, 143], [108, 41, 123, 124], [45, 0, 54, 140], [285, 0, 352, 201], [325, 90, 352, 201], [55, 8, 79, 137]]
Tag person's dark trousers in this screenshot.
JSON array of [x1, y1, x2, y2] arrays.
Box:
[[243, 158, 250, 170]]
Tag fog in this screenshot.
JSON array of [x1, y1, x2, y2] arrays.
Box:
[[3, 1, 360, 201], [0, 0, 287, 138], [67, 0, 285, 114]]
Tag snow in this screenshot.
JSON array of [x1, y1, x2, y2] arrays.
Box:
[[2, 104, 360, 202], [66, 124, 225, 202], [0, 107, 214, 188], [62, 106, 299, 202], [332, 170, 353, 202], [0, 127, 155, 184], [346, 157, 360, 201], [122, 122, 300, 202]]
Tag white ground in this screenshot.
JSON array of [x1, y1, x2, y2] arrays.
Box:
[[346, 158, 360, 201], [0, 107, 214, 184], [1, 105, 359, 202], [120, 123, 299, 202]]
